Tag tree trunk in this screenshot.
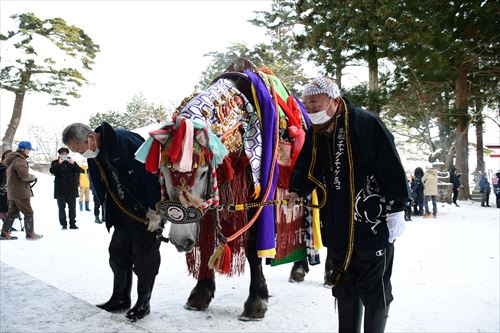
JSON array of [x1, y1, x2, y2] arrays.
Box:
[[1, 91, 26, 152], [367, 43, 380, 114], [474, 94, 485, 173], [454, 64, 470, 199], [437, 93, 453, 166], [335, 60, 343, 90]]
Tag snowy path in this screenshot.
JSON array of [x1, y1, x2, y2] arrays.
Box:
[[0, 262, 148, 333], [0, 171, 499, 332]]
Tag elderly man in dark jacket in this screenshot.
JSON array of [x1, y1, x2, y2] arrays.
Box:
[[1, 141, 42, 240], [286, 77, 409, 333], [62, 122, 162, 322], [50, 147, 83, 230]]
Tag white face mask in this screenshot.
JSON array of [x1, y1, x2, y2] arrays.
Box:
[[82, 149, 99, 159], [81, 140, 99, 159], [308, 110, 333, 125], [308, 99, 333, 125]]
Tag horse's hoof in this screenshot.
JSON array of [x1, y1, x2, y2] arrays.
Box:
[[238, 314, 264, 322], [184, 303, 208, 311], [289, 266, 306, 282], [324, 270, 334, 287]]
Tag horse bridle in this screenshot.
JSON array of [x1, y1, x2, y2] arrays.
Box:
[[160, 162, 216, 225], [158, 200, 204, 224]]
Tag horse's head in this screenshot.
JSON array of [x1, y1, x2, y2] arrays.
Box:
[[159, 119, 222, 253]]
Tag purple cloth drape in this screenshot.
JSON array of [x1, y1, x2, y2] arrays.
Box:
[[244, 70, 279, 256]]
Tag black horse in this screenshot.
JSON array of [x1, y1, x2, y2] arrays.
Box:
[[146, 59, 316, 320]]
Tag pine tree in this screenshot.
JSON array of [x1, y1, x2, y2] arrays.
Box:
[[0, 13, 99, 151]]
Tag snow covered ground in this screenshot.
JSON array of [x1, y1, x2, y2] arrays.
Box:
[[1, 171, 499, 332]]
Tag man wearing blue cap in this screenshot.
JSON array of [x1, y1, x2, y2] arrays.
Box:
[[0, 141, 43, 240]]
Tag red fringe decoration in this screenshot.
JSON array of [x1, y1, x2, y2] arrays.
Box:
[[278, 164, 292, 189], [186, 152, 249, 279], [274, 187, 306, 261], [220, 156, 235, 183]]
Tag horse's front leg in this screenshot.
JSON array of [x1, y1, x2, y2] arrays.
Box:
[[185, 270, 215, 311], [240, 230, 269, 321]]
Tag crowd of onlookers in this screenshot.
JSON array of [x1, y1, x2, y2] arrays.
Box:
[[404, 165, 500, 222], [0, 141, 104, 240], [1, 141, 500, 240]]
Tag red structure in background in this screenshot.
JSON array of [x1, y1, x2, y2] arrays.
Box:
[[486, 145, 500, 158]]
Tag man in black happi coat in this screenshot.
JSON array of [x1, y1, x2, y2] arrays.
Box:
[[287, 77, 409, 333]]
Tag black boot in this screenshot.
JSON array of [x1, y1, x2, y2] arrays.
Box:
[[364, 306, 390, 333], [337, 297, 363, 333], [85, 201, 91, 211], [97, 269, 133, 312], [125, 277, 155, 321]]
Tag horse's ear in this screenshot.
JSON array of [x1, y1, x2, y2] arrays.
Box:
[[225, 57, 259, 73]]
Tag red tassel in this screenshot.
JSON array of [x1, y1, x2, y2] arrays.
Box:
[[220, 243, 232, 274]]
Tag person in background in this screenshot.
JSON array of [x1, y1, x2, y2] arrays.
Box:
[[286, 77, 409, 333], [0, 150, 12, 237], [449, 168, 462, 207], [411, 167, 425, 216], [493, 171, 500, 209], [422, 166, 438, 218], [404, 176, 413, 221], [50, 147, 83, 230], [479, 171, 491, 207], [1, 141, 42, 240], [79, 161, 92, 211], [62, 122, 162, 322], [92, 187, 104, 224]]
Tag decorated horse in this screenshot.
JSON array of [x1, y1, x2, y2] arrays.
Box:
[[136, 59, 325, 320]]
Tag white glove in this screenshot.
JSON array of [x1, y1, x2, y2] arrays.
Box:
[[386, 211, 406, 243], [146, 208, 162, 232]]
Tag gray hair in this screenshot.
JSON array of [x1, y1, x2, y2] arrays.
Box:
[[62, 123, 93, 145]]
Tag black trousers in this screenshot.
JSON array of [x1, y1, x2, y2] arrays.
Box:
[[108, 215, 161, 292], [94, 198, 104, 219], [56, 196, 76, 226], [452, 189, 459, 204], [331, 243, 394, 308]]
